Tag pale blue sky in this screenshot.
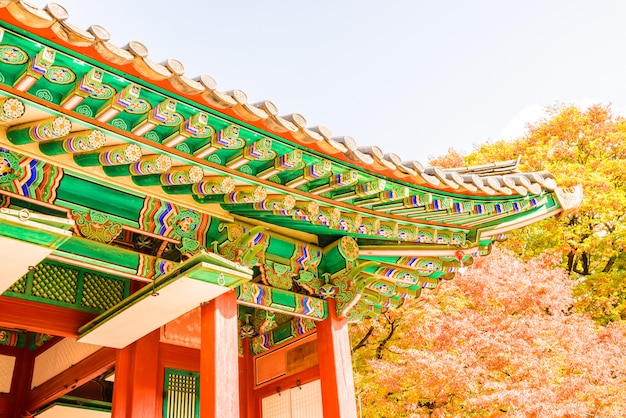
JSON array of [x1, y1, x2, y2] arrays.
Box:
[[29, 1, 626, 162]]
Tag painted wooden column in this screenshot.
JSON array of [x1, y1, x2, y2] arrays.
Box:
[[200, 289, 240, 417], [111, 330, 160, 418], [239, 338, 255, 418], [317, 298, 358, 418], [3, 344, 34, 418]]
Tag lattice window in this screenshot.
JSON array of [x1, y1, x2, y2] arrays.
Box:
[[7, 275, 26, 294], [262, 391, 291, 418], [163, 368, 200, 418], [81, 272, 125, 310], [4, 261, 129, 313], [261, 380, 323, 418], [291, 380, 323, 418], [30, 263, 78, 304]]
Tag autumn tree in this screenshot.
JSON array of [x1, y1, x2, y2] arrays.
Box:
[[431, 104, 626, 324], [350, 248, 626, 417]]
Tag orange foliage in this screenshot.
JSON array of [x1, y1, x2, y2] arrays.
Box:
[[352, 248, 626, 417], [428, 148, 465, 168], [351, 104, 626, 416]]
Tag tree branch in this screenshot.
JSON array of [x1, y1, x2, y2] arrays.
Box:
[[375, 314, 398, 360], [351, 326, 374, 353], [603, 255, 617, 273]]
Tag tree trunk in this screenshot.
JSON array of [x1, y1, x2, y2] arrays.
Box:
[[567, 251, 576, 275], [572, 251, 591, 276]]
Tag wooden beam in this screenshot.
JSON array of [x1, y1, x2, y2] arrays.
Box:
[[317, 298, 358, 418], [0, 296, 96, 338], [158, 342, 200, 372], [111, 330, 160, 418], [11, 345, 34, 418], [0, 344, 34, 418], [240, 339, 255, 418], [200, 290, 240, 418], [236, 282, 328, 321], [27, 346, 115, 412], [0, 344, 23, 357]]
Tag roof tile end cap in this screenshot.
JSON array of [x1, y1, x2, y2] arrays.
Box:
[[555, 184, 583, 217]]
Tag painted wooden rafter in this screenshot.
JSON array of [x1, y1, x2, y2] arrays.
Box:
[[236, 282, 327, 321], [0, 92, 561, 245], [0, 16, 566, 207], [327, 246, 479, 321], [0, 23, 565, 235], [0, 141, 573, 327], [249, 320, 317, 356]]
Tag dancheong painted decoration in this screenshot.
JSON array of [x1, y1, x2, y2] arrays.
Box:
[[0, 2, 582, 418]]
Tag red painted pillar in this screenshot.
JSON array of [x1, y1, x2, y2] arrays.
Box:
[[111, 330, 160, 418], [240, 337, 256, 418], [200, 289, 240, 418], [317, 298, 358, 418], [6, 345, 34, 418]]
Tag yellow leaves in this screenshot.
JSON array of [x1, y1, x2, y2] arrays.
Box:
[[574, 271, 626, 325], [464, 140, 517, 167], [454, 103, 626, 281]]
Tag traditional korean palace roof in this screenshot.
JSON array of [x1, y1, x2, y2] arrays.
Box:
[[0, 1, 582, 358]]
